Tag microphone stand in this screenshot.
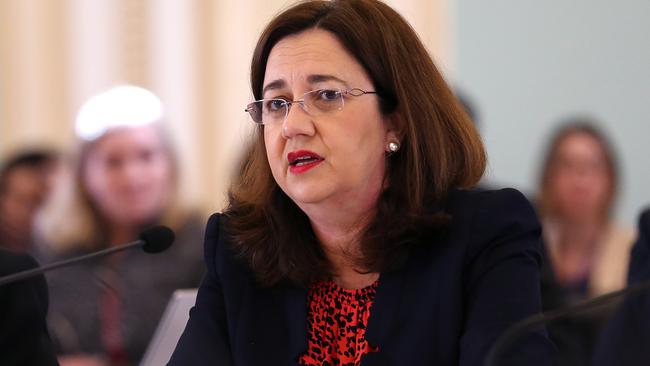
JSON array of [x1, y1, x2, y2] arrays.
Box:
[[0, 239, 144, 286]]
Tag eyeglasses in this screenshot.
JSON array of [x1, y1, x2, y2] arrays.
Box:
[[244, 88, 377, 124]]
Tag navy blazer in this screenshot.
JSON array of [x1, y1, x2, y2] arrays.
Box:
[[169, 188, 555, 365]]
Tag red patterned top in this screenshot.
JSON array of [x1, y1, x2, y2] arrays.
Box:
[[298, 280, 379, 366]]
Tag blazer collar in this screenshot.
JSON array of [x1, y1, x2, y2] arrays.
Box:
[[284, 283, 308, 363], [365, 269, 406, 349]]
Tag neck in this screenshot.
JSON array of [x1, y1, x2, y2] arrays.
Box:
[[334, 270, 380, 290], [296, 172, 385, 288], [311, 215, 365, 263], [306, 200, 379, 289]]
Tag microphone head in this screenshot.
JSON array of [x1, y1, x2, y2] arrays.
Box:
[[139, 226, 175, 254]]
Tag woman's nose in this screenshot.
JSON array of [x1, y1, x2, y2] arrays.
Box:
[[281, 102, 316, 139]]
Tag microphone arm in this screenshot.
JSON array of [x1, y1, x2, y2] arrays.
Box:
[[485, 279, 650, 366], [0, 225, 175, 287], [0, 239, 144, 286]]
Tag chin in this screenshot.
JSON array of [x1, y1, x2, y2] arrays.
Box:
[[287, 191, 326, 207], [283, 184, 332, 208], [126, 208, 162, 225]]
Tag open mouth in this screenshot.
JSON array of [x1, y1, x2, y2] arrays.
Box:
[[290, 155, 321, 166], [287, 150, 324, 172]]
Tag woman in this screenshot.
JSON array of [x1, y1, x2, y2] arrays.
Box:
[[36, 86, 204, 366], [537, 122, 634, 301], [170, 1, 554, 365], [536, 121, 634, 366]]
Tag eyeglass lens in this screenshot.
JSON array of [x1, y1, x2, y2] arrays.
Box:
[[246, 89, 344, 124]]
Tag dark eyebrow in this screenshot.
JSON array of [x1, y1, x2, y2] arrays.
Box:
[[308, 74, 348, 86], [262, 74, 348, 96], [262, 79, 286, 96]]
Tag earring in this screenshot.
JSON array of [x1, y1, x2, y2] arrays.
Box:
[[388, 141, 400, 153]]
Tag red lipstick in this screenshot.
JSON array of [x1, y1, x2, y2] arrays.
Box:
[[287, 150, 323, 174]]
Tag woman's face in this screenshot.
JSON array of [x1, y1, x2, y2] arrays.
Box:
[[82, 124, 173, 228], [548, 132, 612, 222], [262, 29, 397, 213]]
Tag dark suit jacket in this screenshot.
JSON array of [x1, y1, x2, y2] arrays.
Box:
[[593, 208, 650, 366], [169, 188, 555, 365], [0, 248, 59, 366]]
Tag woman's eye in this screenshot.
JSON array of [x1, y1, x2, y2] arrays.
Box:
[[317, 89, 341, 101], [105, 156, 123, 169], [265, 99, 287, 111]]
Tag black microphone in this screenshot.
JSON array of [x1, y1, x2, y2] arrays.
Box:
[[0, 225, 174, 287], [484, 278, 650, 366]]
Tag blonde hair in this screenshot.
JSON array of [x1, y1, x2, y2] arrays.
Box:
[[35, 123, 190, 254], [36, 86, 190, 254]]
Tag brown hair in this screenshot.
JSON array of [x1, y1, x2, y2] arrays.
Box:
[[537, 119, 619, 222], [226, 0, 486, 286]]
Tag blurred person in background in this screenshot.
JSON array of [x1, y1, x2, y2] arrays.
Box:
[[0, 150, 60, 365], [537, 120, 633, 300], [0, 149, 59, 254], [35, 85, 204, 366], [536, 120, 634, 365]]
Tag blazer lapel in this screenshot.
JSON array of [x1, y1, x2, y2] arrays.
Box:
[[284, 283, 308, 365], [363, 268, 406, 364], [235, 283, 307, 365]]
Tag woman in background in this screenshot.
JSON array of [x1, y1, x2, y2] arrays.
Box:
[[536, 120, 634, 365], [537, 121, 634, 300], [36, 86, 204, 366]]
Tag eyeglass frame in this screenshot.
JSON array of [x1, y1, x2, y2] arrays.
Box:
[[244, 87, 378, 124]]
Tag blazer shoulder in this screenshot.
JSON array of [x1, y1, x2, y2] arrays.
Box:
[[640, 207, 650, 239], [628, 207, 650, 284], [448, 188, 538, 224], [447, 188, 541, 256], [203, 212, 249, 278], [203, 212, 227, 276]]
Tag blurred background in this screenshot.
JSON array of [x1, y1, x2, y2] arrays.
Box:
[[2, 1, 649, 365], [0, 0, 648, 222]]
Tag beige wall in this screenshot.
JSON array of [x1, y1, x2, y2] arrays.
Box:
[[0, 0, 453, 217], [0, 0, 71, 153]]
